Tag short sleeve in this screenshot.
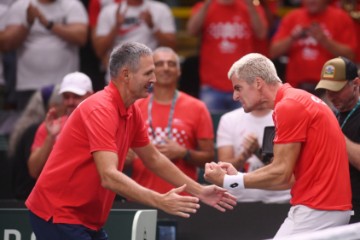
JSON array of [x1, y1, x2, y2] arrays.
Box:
[[31, 122, 47, 151], [190, 2, 204, 16], [271, 12, 295, 42], [6, 0, 29, 27], [0, 4, 8, 30], [332, 10, 357, 51], [152, 3, 175, 33], [65, 0, 89, 24], [96, 4, 116, 36], [216, 113, 234, 148], [130, 106, 150, 148], [273, 99, 309, 144], [84, 108, 118, 153]]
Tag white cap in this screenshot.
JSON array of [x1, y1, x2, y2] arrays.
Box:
[[59, 72, 93, 96]]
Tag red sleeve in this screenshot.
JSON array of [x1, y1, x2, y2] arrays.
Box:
[[273, 99, 309, 143], [271, 11, 297, 42], [190, 2, 205, 15], [332, 9, 357, 51], [130, 105, 150, 148], [85, 108, 118, 153], [88, 0, 100, 28], [31, 122, 47, 151]]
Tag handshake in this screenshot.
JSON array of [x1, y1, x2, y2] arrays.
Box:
[[204, 162, 245, 190]]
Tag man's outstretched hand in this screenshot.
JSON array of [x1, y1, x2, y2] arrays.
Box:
[[197, 185, 237, 212]]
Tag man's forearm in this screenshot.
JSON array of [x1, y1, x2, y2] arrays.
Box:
[[320, 38, 355, 60], [144, 152, 203, 196], [50, 23, 88, 46], [186, 0, 211, 36], [153, 31, 176, 49], [28, 135, 56, 178], [247, 4, 267, 39]]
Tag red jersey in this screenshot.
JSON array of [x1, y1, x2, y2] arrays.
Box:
[[191, 1, 267, 92], [31, 116, 68, 151], [271, 6, 357, 87], [132, 92, 214, 193], [26, 82, 149, 230], [273, 84, 351, 210]]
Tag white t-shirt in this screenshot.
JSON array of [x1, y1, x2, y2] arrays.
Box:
[[6, 0, 88, 91], [217, 108, 291, 203], [96, 0, 175, 50], [0, 4, 7, 86]]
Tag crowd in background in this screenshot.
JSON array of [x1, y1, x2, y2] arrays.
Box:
[[0, 0, 359, 203]]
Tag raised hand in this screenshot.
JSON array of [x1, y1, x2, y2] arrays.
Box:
[[45, 107, 64, 138], [159, 184, 200, 218], [116, 3, 127, 27], [139, 10, 154, 29], [307, 22, 326, 42], [26, 3, 38, 26]]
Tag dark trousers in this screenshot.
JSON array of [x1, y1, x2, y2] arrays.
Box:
[[29, 211, 108, 240]]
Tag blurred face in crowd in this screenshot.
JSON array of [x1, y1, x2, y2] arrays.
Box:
[[62, 92, 90, 115], [326, 78, 360, 112], [231, 75, 263, 113], [127, 55, 156, 99], [153, 51, 181, 88], [302, 0, 327, 14]]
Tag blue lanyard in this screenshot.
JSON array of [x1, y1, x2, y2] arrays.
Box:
[[340, 100, 360, 129], [148, 90, 178, 141]]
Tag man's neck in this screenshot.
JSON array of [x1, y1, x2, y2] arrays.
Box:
[[261, 82, 282, 110], [153, 86, 177, 104], [113, 81, 137, 108], [342, 96, 360, 113]]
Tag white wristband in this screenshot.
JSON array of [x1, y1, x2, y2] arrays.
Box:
[[223, 172, 245, 191]]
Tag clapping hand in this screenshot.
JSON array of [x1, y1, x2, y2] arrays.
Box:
[[45, 107, 64, 138], [155, 137, 185, 161]]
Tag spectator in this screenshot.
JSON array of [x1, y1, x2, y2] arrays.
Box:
[[130, 47, 214, 194], [3, 0, 88, 109], [204, 53, 352, 238], [269, 0, 357, 93], [11, 84, 63, 199], [315, 57, 360, 223], [28, 72, 93, 179], [187, 0, 268, 114], [25, 42, 236, 240], [93, 0, 176, 82], [8, 84, 63, 161], [217, 107, 290, 203]]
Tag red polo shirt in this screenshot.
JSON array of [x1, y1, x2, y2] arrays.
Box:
[[273, 84, 351, 210], [26, 82, 149, 230]]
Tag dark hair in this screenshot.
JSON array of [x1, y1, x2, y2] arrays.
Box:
[[340, 56, 358, 80]]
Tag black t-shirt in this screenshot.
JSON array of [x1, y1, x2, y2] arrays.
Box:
[[338, 106, 360, 218]]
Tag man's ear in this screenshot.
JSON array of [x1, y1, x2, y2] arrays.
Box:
[[120, 68, 130, 82], [255, 77, 264, 89]]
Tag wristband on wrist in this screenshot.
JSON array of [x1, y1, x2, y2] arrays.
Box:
[[46, 21, 54, 30], [223, 172, 245, 190]]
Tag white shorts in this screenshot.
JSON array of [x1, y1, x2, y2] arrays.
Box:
[[273, 205, 352, 239]]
